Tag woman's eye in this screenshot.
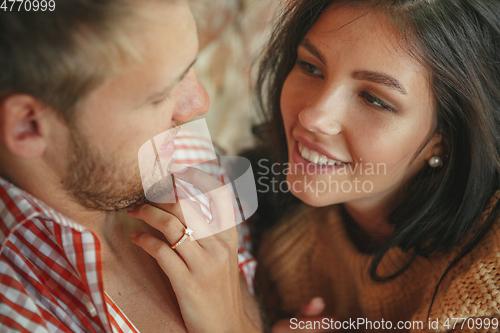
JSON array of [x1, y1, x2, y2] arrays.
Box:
[[359, 91, 394, 112], [297, 60, 323, 77]]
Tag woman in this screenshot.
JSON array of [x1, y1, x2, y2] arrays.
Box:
[[249, 0, 500, 332]]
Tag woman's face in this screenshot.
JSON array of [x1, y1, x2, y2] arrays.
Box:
[[280, 5, 441, 209]]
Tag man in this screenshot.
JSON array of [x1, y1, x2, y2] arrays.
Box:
[[0, 0, 259, 332]]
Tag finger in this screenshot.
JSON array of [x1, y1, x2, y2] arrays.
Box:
[[127, 204, 201, 256], [169, 164, 223, 194], [130, 231, 188, 277], [207, 224, 239, 250], [175, 191, 239, 258], [272, 318, 336, 333], [208, 183, 239, 235], [147, 199, 186, 226], [177, 185, 239, 247], [176, 186, 205, 218], [173, 167, 239, 248], [146, 187, 203, 227], [299, 297, 326, 317], [169, 164, 236, 234], [175, 187, 218, 241]]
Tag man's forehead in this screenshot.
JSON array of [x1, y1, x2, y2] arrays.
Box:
[[80, 0, 198, 109]]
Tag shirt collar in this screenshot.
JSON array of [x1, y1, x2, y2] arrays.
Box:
[[0, 177, 87, 242], [0, 176, 113, 332]]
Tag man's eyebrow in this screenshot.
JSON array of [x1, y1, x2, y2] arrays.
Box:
[[299, 38, 326, 65], [147, 58, 197, 102], [353, 70, 407, 95]]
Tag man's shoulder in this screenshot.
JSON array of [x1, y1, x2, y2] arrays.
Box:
[[0, 255, 50, 333]]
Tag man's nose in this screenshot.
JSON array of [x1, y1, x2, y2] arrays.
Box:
[[172, 68, 210, 122]]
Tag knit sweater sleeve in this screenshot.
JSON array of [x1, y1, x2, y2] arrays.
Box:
[[410, 215, 500, 333]]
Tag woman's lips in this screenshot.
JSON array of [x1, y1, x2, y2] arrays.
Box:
[[293, 134, 349, 163], [291, 141, 348, 174]]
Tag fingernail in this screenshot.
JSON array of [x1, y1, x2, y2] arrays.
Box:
[[311, 297, 325, 306], [130, 231, 139, 239], [169, 163, 187, 174], [126, 205, 139, 212]]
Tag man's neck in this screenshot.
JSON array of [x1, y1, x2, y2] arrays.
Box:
[[1, 159, 191, 333], [2, 160, 109, 230]]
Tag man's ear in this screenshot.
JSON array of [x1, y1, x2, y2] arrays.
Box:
[[0, 94, 48, 158]]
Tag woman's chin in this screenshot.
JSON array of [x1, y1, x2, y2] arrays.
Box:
[[290, 188, 343, 207]]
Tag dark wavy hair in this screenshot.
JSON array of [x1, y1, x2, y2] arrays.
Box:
[[250, 0, 500, 317]]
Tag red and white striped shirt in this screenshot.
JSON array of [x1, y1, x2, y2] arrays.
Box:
[[0, 133, 256, 333]]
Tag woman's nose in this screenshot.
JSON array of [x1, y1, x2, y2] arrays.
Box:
[[298, 105, 344, 136], [298, 83, 347, 135]]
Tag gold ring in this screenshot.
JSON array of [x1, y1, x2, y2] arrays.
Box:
[[171, 227, 193, 249]]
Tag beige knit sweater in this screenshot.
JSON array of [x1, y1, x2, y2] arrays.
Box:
[[255, 192, 500, 332]]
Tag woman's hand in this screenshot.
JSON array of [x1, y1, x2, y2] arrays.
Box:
[[272, 298, 340, 333], [127, 164, 260, 333]]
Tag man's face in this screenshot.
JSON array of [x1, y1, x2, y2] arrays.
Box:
[[59, 0, 209, 211]]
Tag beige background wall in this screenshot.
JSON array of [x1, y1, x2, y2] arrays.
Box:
[[189, 0, 279, 154]]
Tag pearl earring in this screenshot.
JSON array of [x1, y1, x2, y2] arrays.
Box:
[[429, 156, 442, 168]]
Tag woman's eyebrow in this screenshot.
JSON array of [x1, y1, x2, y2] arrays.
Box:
[[353, 70, 407, 95], [300, 38, 326, 65], [299, 38, 407, 95]]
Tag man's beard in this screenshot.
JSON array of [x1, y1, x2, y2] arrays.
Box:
[[62, 126, 147, 212]]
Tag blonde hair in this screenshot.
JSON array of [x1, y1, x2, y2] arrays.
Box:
[[0, 0, 151, 120]]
